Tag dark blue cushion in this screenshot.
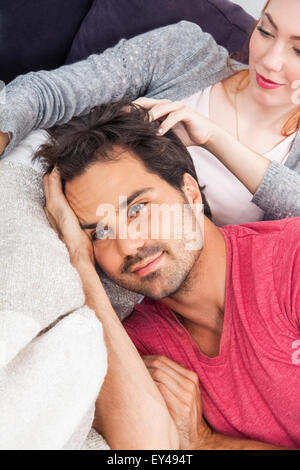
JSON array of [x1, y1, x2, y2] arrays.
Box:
[[0, 0, 93, 84], [66, 0, 255, 65]]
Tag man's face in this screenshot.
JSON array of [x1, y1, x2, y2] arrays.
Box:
[[65, 149, 204, 300]]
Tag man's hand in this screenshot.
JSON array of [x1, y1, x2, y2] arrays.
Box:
[[143, 355, 213, 450], [0, 131, 9, 155], [43, 167, 95, 267]]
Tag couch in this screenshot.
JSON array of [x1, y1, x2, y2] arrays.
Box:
[[0, 0, 255, 84]]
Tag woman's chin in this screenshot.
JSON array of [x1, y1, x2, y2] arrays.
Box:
[[249, 82, 288, 108]]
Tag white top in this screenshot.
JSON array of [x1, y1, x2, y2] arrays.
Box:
[[181, 87, 296, 226]]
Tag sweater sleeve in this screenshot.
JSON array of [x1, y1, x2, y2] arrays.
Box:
[[0, 21, 233, 158], [272, 218, 300, 331], [252, 161, 300, 220]]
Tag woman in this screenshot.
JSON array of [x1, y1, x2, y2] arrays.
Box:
[[0, 0, 300, 224], [135, 0, 300, 225]]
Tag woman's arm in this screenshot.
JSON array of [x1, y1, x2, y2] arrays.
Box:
[[0, 21, 233, 158], [251, 162, 300, 220], [204, 125, 300, 220]]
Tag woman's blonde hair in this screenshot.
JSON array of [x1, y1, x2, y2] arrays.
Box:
[[232, 0, 300, 137]]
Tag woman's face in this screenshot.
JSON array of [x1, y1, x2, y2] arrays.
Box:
[[248, 0, 300, 109]]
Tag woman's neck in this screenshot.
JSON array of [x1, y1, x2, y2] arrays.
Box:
[[240, 86, 296, 134]]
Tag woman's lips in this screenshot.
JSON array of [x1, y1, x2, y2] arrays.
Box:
[[256, 72, 284, 90], [131, 251, 165, 277]]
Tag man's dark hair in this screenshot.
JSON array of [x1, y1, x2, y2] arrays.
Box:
[[34, 100, 211, 218]]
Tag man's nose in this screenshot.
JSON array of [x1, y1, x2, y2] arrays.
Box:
[[116, 234, 146, 257], [260, 42, 284, 73]]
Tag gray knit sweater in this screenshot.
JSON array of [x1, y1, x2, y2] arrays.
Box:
[[1, 21, 299, 219]]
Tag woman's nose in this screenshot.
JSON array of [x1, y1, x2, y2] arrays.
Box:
[[260, 42, 284, 73]]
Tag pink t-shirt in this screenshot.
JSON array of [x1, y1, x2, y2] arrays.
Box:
[[123, 218, 300, 448]]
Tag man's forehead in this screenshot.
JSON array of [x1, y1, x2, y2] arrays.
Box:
[[65, 156, 162, 225]]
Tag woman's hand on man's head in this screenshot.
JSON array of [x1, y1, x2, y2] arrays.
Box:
[[133, 97, 218, 148]]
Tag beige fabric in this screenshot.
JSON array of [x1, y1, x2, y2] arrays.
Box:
[[0, 159, 108, 449], [82, 429, 110, 450]]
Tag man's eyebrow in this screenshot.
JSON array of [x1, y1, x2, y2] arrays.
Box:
[[263, 12, 300, 40], [80, 187, 155, 230], [80, 222, 98, 230], [118, 187, 154, 211]]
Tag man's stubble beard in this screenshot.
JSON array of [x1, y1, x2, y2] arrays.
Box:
[[98, 208, 204, 301], [101, 242, 202, 300]]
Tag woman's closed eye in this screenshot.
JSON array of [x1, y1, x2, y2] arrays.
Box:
[[257, 26, 274, 38], [257, 25, 300, 58], [293, 47, 300, 57]]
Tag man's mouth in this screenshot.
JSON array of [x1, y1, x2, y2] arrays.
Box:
[[256, 72, 285, 90], [130, 251, 165, 277]]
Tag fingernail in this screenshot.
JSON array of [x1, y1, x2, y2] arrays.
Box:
[[157, 128, 163, 135]]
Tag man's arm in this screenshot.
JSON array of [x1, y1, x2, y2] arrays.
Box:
[[0, 21, 233, 157], [78, 261, 179, 450], [142, 356, 293, 450]]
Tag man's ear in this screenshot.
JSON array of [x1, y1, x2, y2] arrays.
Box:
[[181, 173, 203, 206]]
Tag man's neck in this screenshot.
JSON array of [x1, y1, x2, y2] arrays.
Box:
[[161, 219, 227, 356]]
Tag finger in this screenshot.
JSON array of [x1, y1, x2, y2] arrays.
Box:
[[143, 355, 188, 374], [133, 97, 171, 109], [42, 175, 49, 201], [144, 360, 196, 402], [145, 101, 184, 123], [143, 355, 198, 385], [151, 371, 188, 403], [155, 382, 183, 420], [47, 167, 64, 197], [156, 109, 193, 136], [153, 370, 202, 418]]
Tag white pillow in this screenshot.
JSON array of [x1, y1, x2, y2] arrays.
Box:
[[0, 148, 108, 449]]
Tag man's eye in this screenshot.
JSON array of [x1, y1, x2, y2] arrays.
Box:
[[257, 26, 273, 38], [92, 225, 112, 241], [128, 202, 146, 218]]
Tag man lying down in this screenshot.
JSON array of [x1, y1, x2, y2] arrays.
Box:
[[35, 99, 300, 450]]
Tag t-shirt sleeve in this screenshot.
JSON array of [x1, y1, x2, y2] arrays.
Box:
[[273, 219, 300, 331], [122, 309, 152, 356]]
